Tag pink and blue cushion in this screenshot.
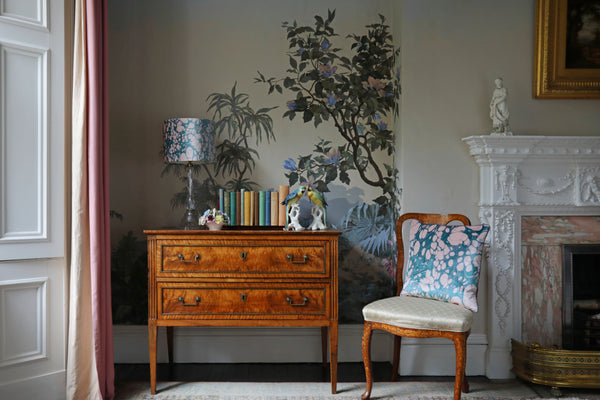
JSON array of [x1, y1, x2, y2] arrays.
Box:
[[400, 220, 489, 312]]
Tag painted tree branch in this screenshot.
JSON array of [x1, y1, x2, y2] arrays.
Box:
[[256, 9, 400, 207]]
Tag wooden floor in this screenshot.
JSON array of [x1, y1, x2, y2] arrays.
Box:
[[114, 362, 488, 383]]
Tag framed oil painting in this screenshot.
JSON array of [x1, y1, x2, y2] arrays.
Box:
[[534, 0, 600, 98]]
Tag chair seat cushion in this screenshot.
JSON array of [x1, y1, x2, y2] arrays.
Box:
[[362, 295, 474, 332]]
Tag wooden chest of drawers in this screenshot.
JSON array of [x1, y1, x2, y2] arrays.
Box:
[[145, 228, 341, 394]]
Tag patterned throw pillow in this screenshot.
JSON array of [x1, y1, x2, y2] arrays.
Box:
[[400, 220, 489, 312]]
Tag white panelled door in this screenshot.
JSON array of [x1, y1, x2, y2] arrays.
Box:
[[0, 0, 68, 399]]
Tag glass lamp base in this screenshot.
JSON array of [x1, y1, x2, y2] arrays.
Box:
[[183, 162, 200, 230], [183, 209, 200, 230]]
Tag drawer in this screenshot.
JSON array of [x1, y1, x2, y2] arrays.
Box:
[[159, 284, 327, 318], [159, 243, 327, 276]]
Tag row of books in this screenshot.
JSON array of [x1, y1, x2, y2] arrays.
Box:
[[218, 185, 290, 226]]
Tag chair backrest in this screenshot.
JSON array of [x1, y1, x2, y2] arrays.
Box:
[[395, 213, 471, 296]]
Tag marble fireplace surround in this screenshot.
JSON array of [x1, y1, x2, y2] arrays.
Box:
[[520, 215, 600, 348], [463, 135, 600, 379]]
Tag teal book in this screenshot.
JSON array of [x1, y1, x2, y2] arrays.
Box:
[[259, 191, 266, 226], [229, 192, 236, 226], [240, 189, 245, 225]]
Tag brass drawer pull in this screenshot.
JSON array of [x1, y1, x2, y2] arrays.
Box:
[[178, 253, 200, 263], [286, 296, 309, 306], [178, 296, 201, 306], [286, 254, 309, 264]]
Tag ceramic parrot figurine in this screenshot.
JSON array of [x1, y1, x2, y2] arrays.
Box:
[[307, 187, 327, 229], [281, 185, 306, 229]]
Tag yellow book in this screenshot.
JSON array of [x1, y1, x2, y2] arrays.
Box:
[[244, 191, 252, 226]]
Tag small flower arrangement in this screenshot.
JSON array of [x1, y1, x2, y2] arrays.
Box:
[[199, 208, 229, 226]]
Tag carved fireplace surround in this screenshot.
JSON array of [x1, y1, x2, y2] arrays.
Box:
[[463, 135, 600, 379]]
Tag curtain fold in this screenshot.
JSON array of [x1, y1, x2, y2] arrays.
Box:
[[67, 0, 114, 399]]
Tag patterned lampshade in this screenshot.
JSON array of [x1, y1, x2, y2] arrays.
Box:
[[163, 118, 216, 163]]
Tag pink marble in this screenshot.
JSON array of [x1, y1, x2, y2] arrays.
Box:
[[521, 245, 562, 346], [521, 216, 600, 245], [521, 215, 600, 347]]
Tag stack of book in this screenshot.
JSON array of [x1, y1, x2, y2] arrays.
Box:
[[217, 185, 289, 227]]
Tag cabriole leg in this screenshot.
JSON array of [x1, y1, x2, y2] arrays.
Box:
[[361, 322, 374, 400]]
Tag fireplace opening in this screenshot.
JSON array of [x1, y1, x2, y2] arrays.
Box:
[[562, 244, 600, 351]]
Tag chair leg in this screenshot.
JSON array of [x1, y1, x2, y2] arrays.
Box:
[[391, 335, 401, 381], [462, 373, 470, 393], [452, 333, 468, 400], [361, 322, 374, 400]]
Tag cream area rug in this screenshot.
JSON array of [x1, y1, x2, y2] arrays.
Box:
[[115, 380, 599, 400]]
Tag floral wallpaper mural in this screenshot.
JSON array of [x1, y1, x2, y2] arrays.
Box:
[[110, 7, 400, 325], [256, 10, 401, 322]]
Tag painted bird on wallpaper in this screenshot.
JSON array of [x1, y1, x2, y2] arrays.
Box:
[[281, 185, 306, 229], [307, 187, 327, 230]]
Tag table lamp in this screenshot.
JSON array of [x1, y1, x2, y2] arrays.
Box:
[[163, 118, 216, 229]]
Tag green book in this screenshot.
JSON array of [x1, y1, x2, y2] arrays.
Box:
[[259, 191, 266, 226], [229, 191, 236, 226]]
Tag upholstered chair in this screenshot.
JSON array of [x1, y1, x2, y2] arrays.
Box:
[[361, 213, 489, 400]]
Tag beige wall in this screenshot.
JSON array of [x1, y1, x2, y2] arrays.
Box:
[[399, 0, 600, 333], [400, 0, 600, 217], [109, 0, 600, 336], [109, 0, 395, 240]]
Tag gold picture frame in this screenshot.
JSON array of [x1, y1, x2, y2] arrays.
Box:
[[534, 0, 600, 99]]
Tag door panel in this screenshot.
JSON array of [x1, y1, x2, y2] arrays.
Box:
[[0, 0, 67, 399]]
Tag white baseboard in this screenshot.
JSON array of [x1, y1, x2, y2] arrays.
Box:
[[113, 325, 487, 376], [0, 370, 66, 400], [485, 346, 515, 379]]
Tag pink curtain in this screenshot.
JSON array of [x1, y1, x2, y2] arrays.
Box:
[[67, 0, 114, 398], [87, 0, 114, 398]]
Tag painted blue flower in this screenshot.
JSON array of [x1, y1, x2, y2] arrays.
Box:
[[326, 93, 337, 106], [375, 114, 381, 120], [319, 63, 337, 77], [284, 158, 297, 171], [298, 47, 306, 56], [378, 121, 388, 131], [286, 100, 297, 111], [321, 38, 331, 51], [325, 149, 340, 165]]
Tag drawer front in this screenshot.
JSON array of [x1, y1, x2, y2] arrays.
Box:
[[159, 243, 326, 276], [159, 284, 327, 319]]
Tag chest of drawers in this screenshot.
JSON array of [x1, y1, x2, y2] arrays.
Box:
[[145, 228, 341, 394]]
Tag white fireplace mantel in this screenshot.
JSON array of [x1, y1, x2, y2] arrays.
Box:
[[463, 135, 600, 379]]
